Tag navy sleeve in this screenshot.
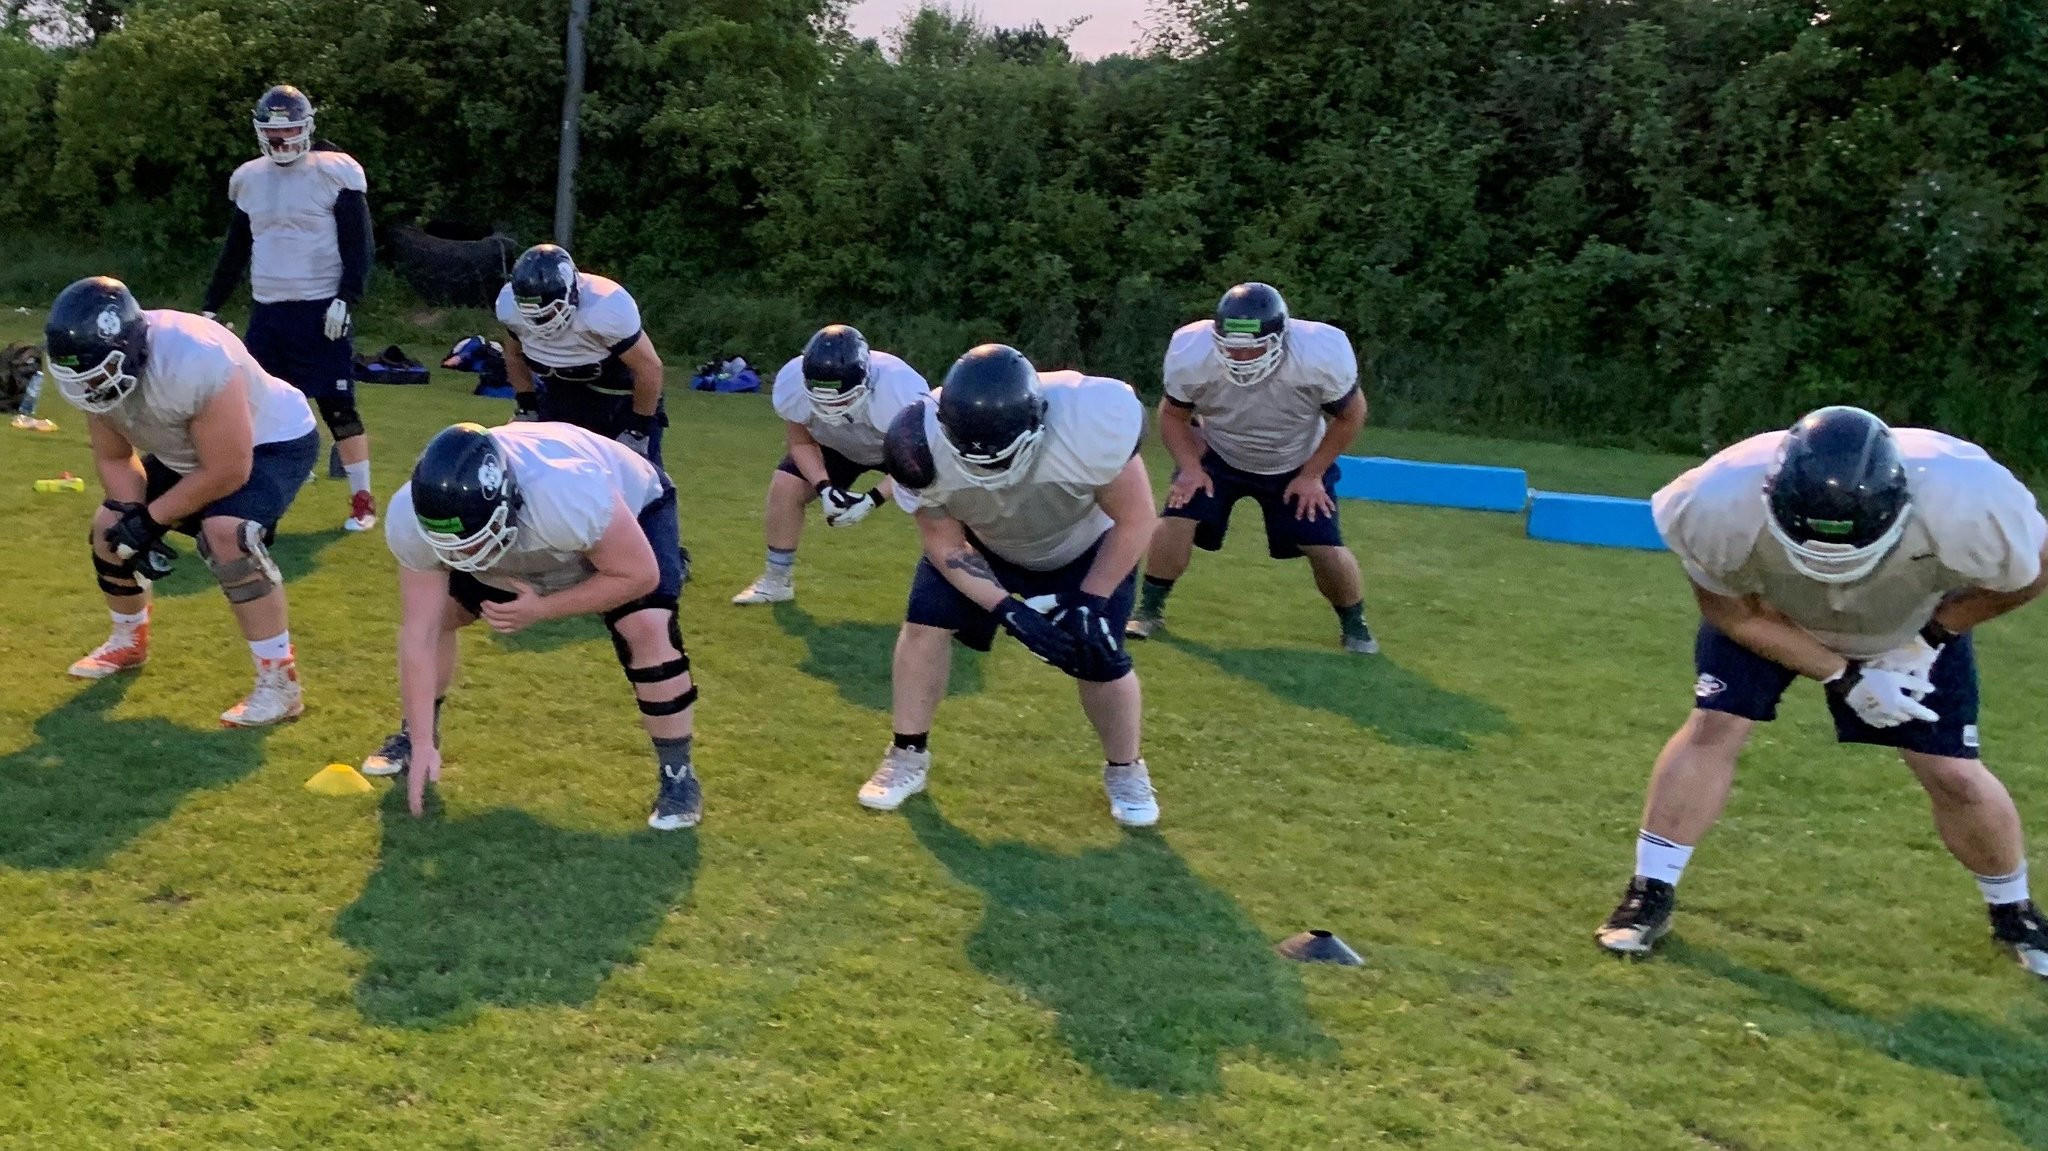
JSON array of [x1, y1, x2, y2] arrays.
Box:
[[202, 209, 253, 314], [1320, 385, 1362, 417], [335, 189, 372, 304]]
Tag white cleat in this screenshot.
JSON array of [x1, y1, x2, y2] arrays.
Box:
[[1124, 613, 1163, 641], [220, 657, 305, 727], [730, 572, 795, 606], [1103, 759, 1160, 828], [859, 746, 930, 811]]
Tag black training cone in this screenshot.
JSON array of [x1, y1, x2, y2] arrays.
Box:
[[1275, 930, 1363, 966]]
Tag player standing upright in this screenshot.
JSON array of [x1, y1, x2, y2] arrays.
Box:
[[46, 277, 321, 725], [363, 422, 701, 828], [858, 344, 1161, 827], [731, 325, 929, 605], [203, 84, 377, 533], [1597, 406, 2048, 977], [1126, 283, 1376, 653]]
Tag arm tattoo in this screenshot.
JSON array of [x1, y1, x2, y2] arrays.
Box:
[[945, 550, 998, 585]]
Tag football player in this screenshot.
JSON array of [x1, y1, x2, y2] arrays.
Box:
[[46, 277, 321, 726], [362, 422, 701, 829], [1598, 406, 2048, 977], [859, 344, 1161, 827], [730, 325, 930, 605], [1126, 283, 1377, 653], [497, 245, 668, 464], [202, 84, 378, 532]]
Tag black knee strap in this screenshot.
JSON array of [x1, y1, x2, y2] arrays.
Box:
[[93, 552, 141, 595], [637, 685, 699, 716], [604, 595, 684, 669], [626, 655, 691, 684], [317, 396, 365, 441]]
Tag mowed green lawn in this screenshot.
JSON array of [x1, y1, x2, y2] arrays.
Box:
[[4, 307, 2048, 1150]]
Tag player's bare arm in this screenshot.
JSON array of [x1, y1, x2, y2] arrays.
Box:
[[479, 495, 660, 634], [396, 563, 452, 817], [1083, 456, 1156, 597], [88, 417, 147, 505], [1284, 388, 1365, 521], [619, 333, 663, 423], [1157, 398, 1211, 508], [917, 508, 1010, 611], [502, 331, 538, 402], [784, 420, 833, 489], [147, 370, 256, 526], [1929, 541, 2048, 634], [1692, 580, 1849, 681]]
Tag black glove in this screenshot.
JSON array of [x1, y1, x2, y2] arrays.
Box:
[[1050, 592, 1124, 678], [616, 428, 653, 458], [512, 390, 541, 421], [994, 597, 1080, 671], [103, 500, 166, 561]]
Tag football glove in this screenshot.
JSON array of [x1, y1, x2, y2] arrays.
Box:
[[616, 428, 653, 458], [102, 500, 166, 562], [322, 298, 352, 341], [1050, 591, 1123, 677], [995, 596, 1080, 672], [821, 484, 882, 528], [1826, 661, 1939, 729], [512, 390, 542, 422], [1868, 634, 1942, 686]]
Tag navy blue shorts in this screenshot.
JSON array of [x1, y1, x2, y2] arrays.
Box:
[[776, 444, 880, 492], [905, 532, 1137, 681], [1164, 449, 1343, 560], [1692, 621, 1982, 759], [143, 430, 317, 536], [245, 299, 354, 402], [538, 378, 669, 473], [446, 486, 685, 618]]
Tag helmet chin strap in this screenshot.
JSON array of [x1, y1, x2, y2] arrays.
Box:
[[1764, 502, 1913, 585]]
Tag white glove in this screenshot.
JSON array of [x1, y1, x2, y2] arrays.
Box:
[[1868, 634, 1942, 685], [1829, 664, 1940, 728], [200, 310, 217, 321], [323, 298, 351, 341], [822, 486, 880, 528]]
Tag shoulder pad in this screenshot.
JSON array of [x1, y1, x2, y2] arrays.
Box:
[[883, 401, 938, 490]]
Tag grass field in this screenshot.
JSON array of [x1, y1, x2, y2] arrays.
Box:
[[5, 305, 2048, 1150]]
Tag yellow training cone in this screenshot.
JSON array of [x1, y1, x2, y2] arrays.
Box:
[[304, 763, 374, 796]]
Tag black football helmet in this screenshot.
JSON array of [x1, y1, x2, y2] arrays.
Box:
[[411, 424, 521, 572], [1212, 282, 1289, 385], [45, 276, 149, 414], [936, 344, 1048, 489], [801, 324, 872, 425], [1762, 406, 1912, 584], [509, 244, 580, 338], [253, 84, 315, 164]]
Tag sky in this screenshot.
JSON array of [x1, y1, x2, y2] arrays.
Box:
[[844, 1, 1153, 60]]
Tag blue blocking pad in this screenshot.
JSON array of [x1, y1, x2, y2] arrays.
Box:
[[1526, 492, 1668, 551], [1331, 456, 1529, 512]]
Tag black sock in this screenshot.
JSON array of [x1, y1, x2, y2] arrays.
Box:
[[1138, 575, 1175, 616], [893, 731, 929, 752], [654, 733, 694, 778], [1334, 600, 1367, 633]]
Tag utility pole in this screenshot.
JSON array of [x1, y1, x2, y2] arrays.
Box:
[[553, 0, 591, 248]]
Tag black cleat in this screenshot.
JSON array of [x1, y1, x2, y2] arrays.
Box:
[[1989, 900, 2048, 977], [1596, 876, 1675, 955], [649, 763, 702, 831]]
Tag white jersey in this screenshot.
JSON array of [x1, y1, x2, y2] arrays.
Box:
[[1163, 318, 1358, 475], [386, 423, 667, 596], [495, 273, 642, 381], [895, 373, 1144, 570], [771, 350, 930, 466], [1653, 429, 2047, 658], [97, 311, 317, 475], [228, 151, 367, 304]]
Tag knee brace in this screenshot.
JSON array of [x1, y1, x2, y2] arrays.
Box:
[[317, 395, 365, 441], [605, 597, 697, 716], [198, 521, 282, 604], [92, 552, 142, 596]]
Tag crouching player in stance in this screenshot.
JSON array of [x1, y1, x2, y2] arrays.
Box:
[[1127, 283, 1376, 653], [46, 276, 320, 725], [365, 423, 701, 828], [499, 245, 668, 467], [1599, 406, 2048, 976], [732, 325, 930, 604], [859, 344, 1161, 827]]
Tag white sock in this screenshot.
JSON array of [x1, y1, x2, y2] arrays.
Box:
[[344, 460, 372, 496], [249, 632, 292, 663], [110, 607, 148, 630], [1976, 862, 2030, 905], [1636, 830, 1695, 886]]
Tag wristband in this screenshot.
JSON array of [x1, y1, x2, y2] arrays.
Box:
[[1823, 660, 1865, 699], [1920, 618, 1961, 648]]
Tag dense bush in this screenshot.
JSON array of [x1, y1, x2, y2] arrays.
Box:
[[6, 0, 2047, 467]]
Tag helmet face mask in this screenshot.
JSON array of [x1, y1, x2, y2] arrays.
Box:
[[45, 275, 149, 415], [1761, 405, 1912, 585], [802, 325, 872, 426], [1212, 282, 1289, 386], [947, 422, 1047, 489], [510, 245, 579, 339], [936, 344, 1049, 491], [411, 424, 522, 572], [253, 85, 315, 165], [48, 348, 138, 413]]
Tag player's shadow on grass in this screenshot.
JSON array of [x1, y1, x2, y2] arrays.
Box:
[[334, 788, 698, 1028], [905, 797, 1336, 1095], [0, 678, 275, 870], [1674, 944, 2048, 1149], [1161, 635, 1511, 750], [772, 602, 985, 712]]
